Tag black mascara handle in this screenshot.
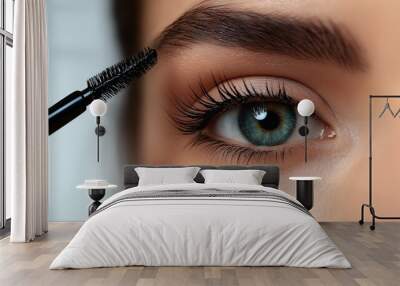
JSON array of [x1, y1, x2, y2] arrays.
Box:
[[48, 91, 94, 135], [48, 88, 90, 114]]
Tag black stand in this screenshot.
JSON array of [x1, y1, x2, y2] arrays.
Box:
[[88, 189, 105, 215], [298, 117, 309, 162], [296, 180, 314, 210], [94, 116, 106, 163], [359, 95, 400, 230]]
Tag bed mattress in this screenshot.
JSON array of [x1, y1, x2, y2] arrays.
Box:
[[50, 183, 350, 269]]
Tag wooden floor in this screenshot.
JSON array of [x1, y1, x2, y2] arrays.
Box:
[[0, 222, 399, 286]]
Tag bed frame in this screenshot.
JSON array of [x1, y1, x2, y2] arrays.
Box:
[[123, 165, 280, 189]]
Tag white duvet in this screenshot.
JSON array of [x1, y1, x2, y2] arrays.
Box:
[[50, 183, 350, 269]]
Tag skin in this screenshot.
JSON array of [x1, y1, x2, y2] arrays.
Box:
[[132, 0, 400, 221]]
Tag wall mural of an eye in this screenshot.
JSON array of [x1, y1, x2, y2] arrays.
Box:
[[171, 76, 335, 163]]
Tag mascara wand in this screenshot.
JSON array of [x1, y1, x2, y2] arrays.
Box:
[[48, 48, 158, 135]]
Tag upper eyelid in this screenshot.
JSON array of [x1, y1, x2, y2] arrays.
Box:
[[171, 77, 299, 134], [215, 75, 337, 122], [209, 74, 295, 104]]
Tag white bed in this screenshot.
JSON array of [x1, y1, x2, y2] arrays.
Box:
[[50, 183, 350, 269]]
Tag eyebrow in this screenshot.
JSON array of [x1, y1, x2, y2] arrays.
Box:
[[155, 5, 367, 71]]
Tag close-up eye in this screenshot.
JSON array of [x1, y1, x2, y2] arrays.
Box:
[[172, 76, 336, 161]]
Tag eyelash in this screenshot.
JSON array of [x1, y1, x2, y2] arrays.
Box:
[[172, 76, 296, 135], [192, 133, 291, 164]]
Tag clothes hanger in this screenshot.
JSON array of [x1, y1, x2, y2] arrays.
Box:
[[378, 98, 397, 118]]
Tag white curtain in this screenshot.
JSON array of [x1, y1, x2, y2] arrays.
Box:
[[7, 0, 48, 242]]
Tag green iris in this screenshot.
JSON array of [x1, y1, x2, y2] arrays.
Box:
[[238, 102, 297, 146]]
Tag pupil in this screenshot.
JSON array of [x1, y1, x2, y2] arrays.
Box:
[[255, 111, 280, 131]]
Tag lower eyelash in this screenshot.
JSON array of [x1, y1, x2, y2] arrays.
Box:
[[189, 133, 290, 164], [170, 76, 295, 135]]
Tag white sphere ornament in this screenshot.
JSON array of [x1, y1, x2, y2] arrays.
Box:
[[89, 99, 107, 117], [297, 99, 315, 117]]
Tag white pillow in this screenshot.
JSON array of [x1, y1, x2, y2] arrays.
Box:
[[135, 167, 200, 186], [200, 169, 266, 185]]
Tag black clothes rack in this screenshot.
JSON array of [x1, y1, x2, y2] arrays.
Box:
[[359, 95, 400, 230]]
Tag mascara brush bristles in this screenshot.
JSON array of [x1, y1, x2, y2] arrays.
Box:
[[86, 48, 157, 101]]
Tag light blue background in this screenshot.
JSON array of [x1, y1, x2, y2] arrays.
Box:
[[47, 0, 128, 221]]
